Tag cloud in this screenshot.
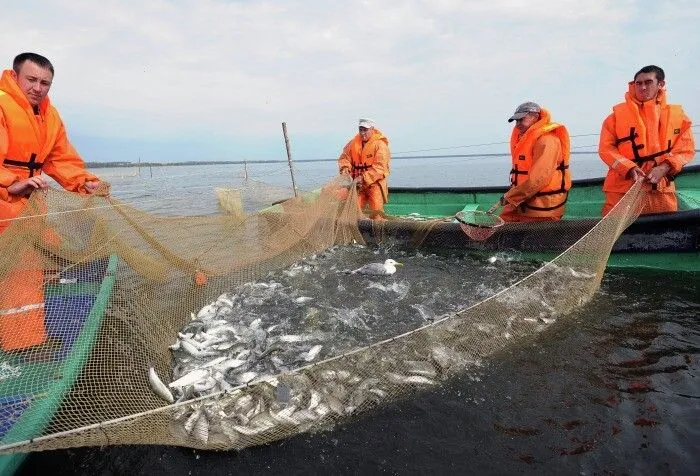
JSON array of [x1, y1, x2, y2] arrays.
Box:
[[0, 0, 697, 162]]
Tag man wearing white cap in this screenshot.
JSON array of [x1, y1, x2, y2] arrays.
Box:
[[496, 102, 571, 222], [338, 118, 391, 219]]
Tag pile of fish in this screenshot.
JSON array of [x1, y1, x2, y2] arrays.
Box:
[[151, 324, 476, 447], [144, 248, 584, 447], [146, 285, 485, 446]]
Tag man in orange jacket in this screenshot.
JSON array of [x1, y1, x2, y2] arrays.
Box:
[[0, 52, 105, 352], [337, 118, 391, 219], [598, 65, 695, 216], [497, 102, 571, 222]]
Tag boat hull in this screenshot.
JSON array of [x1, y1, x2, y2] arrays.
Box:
[[360, 165, 700, 272]]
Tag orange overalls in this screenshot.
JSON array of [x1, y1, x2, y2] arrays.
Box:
[[338, 129, 391, 218], [0, 69, 98, 351]]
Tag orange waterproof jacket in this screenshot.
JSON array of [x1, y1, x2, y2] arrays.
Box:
[[506, 108, 571, 217], [599, 84, 694, 193], [0, 69, 98, 227], [338, 129, 390, 203]]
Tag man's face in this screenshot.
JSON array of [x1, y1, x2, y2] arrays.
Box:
[[515, 113, 539, 134], [12, 60, 53, 107], [633, 72, 664, 103], [359, 126, 373, 141]]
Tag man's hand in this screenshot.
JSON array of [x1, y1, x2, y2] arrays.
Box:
[[7, 176, 48, 197], [647, 163, 672, 184], [626, 167, 646, 182], [352, 175, 363, 190], [83, 180, 100, 194]]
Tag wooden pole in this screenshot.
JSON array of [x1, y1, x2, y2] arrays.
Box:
[[281, 122, 299, 197], [244, 161, 248, 181]]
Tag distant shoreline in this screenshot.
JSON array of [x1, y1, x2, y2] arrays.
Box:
[[84, 149, 640, 169]]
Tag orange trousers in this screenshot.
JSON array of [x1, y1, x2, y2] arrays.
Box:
[[602, 191, 677, 216], [357, 183, 385, 219], [0, 248, 47, 351]]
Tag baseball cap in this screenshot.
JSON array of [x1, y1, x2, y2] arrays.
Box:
[[358, 118, 376, 129], [507, 102, 541, 122]]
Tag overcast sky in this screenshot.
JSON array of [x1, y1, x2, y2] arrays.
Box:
[[1, 0, 698, 163]]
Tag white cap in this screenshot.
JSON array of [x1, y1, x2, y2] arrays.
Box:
[[358, 118, 376, 129]]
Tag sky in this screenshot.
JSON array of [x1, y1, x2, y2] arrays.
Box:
[[1, 0, 698, 163]]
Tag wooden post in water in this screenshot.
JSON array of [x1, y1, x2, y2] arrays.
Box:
[[244, 161, 248, 181], [281, 122, 299, 197]]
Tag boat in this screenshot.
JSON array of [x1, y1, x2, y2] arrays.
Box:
[[0, 254, 118, 475], [359, 164, 700, 272]]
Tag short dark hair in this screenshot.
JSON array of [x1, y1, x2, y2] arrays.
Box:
[[634, 65, 664, 82], [13, 52, 54, 76]]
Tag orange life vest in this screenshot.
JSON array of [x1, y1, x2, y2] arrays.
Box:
[[606, 91, 691, 192], [342, 130, 389, 177], [0, 88, 62, 180], [509, 122, 571, 212]]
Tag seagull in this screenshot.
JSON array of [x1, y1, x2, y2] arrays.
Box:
[[349, 259, 403, 276]]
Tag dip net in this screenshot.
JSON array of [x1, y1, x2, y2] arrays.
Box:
[[0, 177, 646, 459]]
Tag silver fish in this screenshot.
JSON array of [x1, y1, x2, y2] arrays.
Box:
[[184, 408, 202, 434], [191, 413, 209, 444], [403, 375, 436, 385], [304, 344, 323, 362], [147, 366, 174, 403], [169, 368, 209, 388], [237, 371, 258, 384]]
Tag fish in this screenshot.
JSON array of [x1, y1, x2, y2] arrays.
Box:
[[308, 390, 321, 410], [237, 371, 258, 384], [193, 377, 217, 393], [169, 368, 209, 388], [184, 407, 202, 434], [191, 413, 209, 444], [197, 303, 217, 320], [180, 339, 202, 357], [304, 344, 323, 362], [249, 318, 262, 330], [405, 360, 438, 379], [216, 294, 234, 307], [294, 296, 314, 304], [232, 421, 275, 436], [271, 406, 300, 426], [277, 334, 307, 343], [403, 375, 436, 385], [147, 366, 174, 403]]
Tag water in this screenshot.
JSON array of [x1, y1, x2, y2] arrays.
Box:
[[21, 155, 699, 475]]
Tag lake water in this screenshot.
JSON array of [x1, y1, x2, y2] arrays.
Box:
[[20, 154, 699, 475]]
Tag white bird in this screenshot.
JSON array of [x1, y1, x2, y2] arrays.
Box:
[[349, 259, 403, 276]]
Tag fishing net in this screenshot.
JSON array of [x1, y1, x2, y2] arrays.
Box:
[[454, 210, 505, 241], [0, 175, 647, 462]]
